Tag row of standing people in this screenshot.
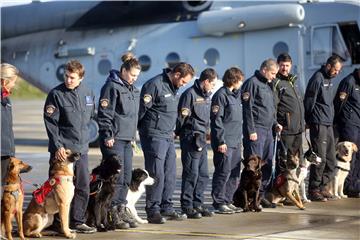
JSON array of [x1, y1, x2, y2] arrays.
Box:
[[1, 53, 359, 233]]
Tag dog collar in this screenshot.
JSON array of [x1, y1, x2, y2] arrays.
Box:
[[336, 166, 350, 172]]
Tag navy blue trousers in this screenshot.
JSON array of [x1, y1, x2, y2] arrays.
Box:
[[338, 124, 360, 193], [100, 139, 133, 206], [140, 135, 176, 217], [243, 127, 274, 196], [211, 144, 241, 208], [180, 134, 209, 210]]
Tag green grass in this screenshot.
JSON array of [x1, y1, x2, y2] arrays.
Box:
[[11, 77, 46, 99]]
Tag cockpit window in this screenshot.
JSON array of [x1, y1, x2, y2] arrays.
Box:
[[311, 24, 350, 66], [339, 22, 360, 65]]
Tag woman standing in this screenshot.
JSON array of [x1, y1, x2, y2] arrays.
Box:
[[97, 53, 141, 228], [1, 63, 19, 187]]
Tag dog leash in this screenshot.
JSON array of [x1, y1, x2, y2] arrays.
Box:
[[265, 132, 280, 189], [21, 178, 40, 188]]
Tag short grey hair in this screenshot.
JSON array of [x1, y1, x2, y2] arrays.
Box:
[[260, 59, 278, 71]]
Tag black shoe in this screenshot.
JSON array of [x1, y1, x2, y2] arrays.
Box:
[[214, 204, 234, 214], [71, 223, 97, 234], [194, 206, 215, 217], [118, 204, 138, 228], [283, 198, 295, 206], [182, 208, 202, 219], [161, 210, 187, 221], [227, 204, 242, 213], [320, 190, 337, 201], [309, 190, 327, 202], [108, 206, 130, 229], [147, 212, 166, 224], [346, 191, 360, 198], [260, 198, 277, 208]]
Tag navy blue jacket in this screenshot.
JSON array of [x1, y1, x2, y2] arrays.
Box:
[[1, 91, 15, 157], [304, 66, 335, 126], [44, 83, 95, 154], [138, 69, 179, 139], [98, 70, 140, 141], [334, 69, 360, 127], [241, 70, 277, 135], [210, 86, 242, 149], [175, 79, 211, 137]]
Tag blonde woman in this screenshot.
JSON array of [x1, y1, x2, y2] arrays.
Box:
[[1, 63, 19, 186]]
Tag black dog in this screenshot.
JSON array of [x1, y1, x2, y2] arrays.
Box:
[[86, 155, 121, 232], [233, 155, 263, 212]]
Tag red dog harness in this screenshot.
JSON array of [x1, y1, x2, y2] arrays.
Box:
[[33, 177, 60, 205]]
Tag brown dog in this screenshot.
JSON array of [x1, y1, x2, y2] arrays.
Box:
[[328, 141, 358, 198], [233, 155, 263, 212], [1, 157, 32, 240], [23, 150, 80, 239], [266, 152, 305, 210]]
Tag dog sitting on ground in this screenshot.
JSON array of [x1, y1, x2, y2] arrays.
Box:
[[23, 150, 80, 239], [266, 152, 305, 210], [1, 157, 32, 240], [86, 155, 121, 232], [298, 147, 322, 203], [126, 168, 154, 223], [328, 141, 358, 199], [233, 155, 263, 212]]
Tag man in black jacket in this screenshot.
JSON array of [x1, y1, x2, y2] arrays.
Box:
[[274, 53, 305, 169], [304, 55, 342, 201], [334, 68, 360, 197]]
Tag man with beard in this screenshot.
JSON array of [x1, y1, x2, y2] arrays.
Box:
[[304, 55, 342, 201]]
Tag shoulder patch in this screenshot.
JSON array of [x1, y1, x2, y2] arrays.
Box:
[[181, 108, 190, 117], [212, 105, 219, 113], [100, 99, 109, 109], [143, 94, 152, 104], [242, 92, 250, 101], [339, 92, 347, 101], [45, 105, 56, 116]]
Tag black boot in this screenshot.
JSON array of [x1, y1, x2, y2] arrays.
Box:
[[118, 204, 139, 228], [108, 205, 130, 229]]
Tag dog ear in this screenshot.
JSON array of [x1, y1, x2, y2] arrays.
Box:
[[336, 142, 343, 152], [353, 143, 358, 153]]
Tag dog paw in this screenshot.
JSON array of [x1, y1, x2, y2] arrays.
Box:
[[65, 232, 76, 239], [302, 199, 311, 204], [340, 195, 347, 199], [299, 206, 306, 210], [139, 220, 148, 224], [254, 207, 262, 212]]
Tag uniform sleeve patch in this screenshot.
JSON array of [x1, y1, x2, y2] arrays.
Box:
[[181, 108, 190, 117], [100, 99, 109, 109], [212, 105, 219, 113], [143, 94, 152, 104], [45, 105, 56, 116], [339, 92, 347, 101], [242, 92, 250, 101]]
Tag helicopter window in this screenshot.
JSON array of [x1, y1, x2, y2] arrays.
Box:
[[98, 59, 112, 76], [339, 22, 360, 65], [311, 25, 350, 67], [56, 64, 66, 82], [139, 55, 151, 72], [204, 48, 220, 66], [273, 42, 289, 59], [166, 52, 181, 68]]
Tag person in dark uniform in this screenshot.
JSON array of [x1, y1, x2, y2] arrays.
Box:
[[304, 55, 342, 201], [175, 68, 217, 219], [97, 52, 141, 228], [241, 59, 282, 208], [1, 63, 19, 192], [334, 68, 360, 198], [138, 62, 194, 224], [274, 53, 305, 171], [43, 60, 96, 233], [211, 67, 244, 214]]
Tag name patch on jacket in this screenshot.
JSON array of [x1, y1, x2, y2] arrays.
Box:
[[85, 96, 94, 106]]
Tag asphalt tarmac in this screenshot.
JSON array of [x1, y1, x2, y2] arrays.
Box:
[[8, 100, 360, 240]]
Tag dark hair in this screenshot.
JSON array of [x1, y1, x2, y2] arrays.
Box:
[[222, 67, 244, 87], [65, 59, 85, 78], [171, 62, 195, 78], [326, 55, 342, 67], [199, 68, 217, 82], [120, 52, 141, 72], [277, 53, 292, 63]]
